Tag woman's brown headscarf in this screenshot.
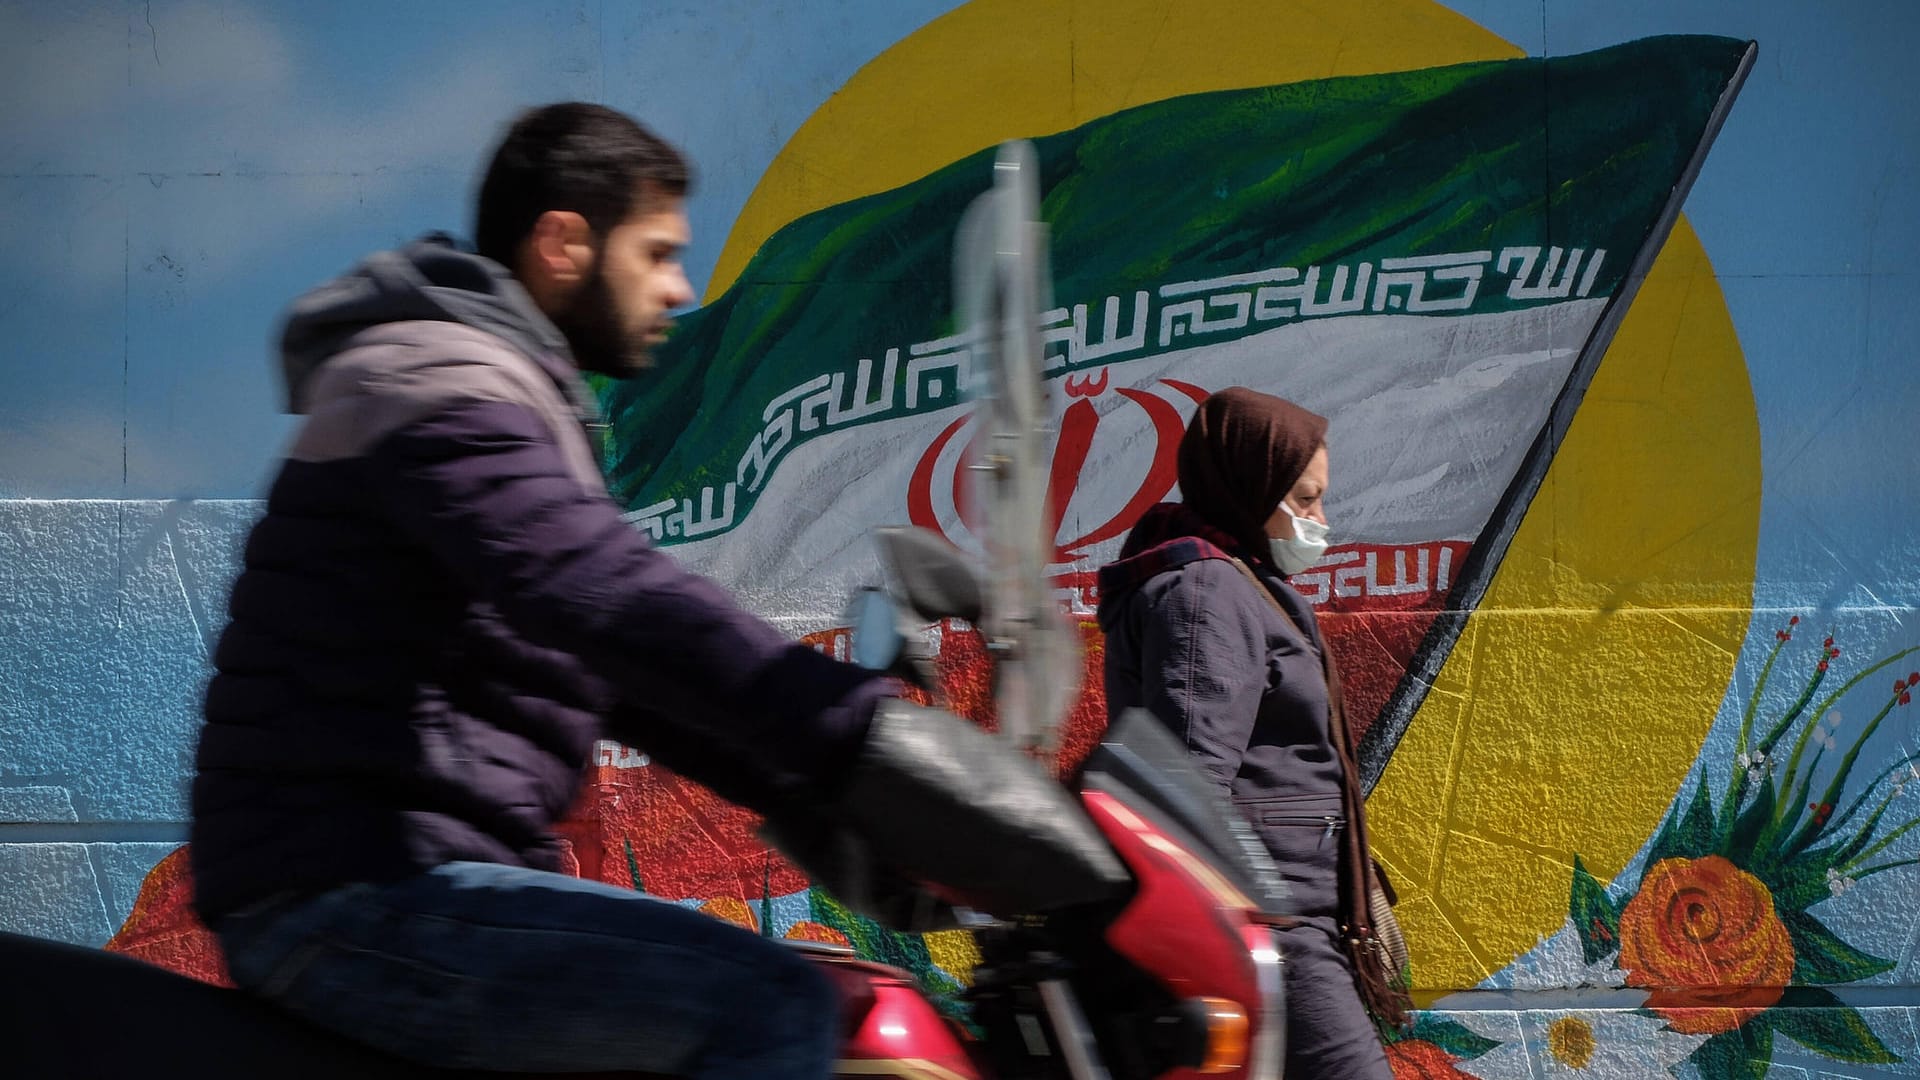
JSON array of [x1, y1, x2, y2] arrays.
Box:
[[1176, 387, 1328, 561]]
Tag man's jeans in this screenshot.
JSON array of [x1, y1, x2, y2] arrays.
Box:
[[214, 861, 840, 1077]]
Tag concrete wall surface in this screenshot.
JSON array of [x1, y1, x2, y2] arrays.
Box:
[[3, 1, 1916, 1075]]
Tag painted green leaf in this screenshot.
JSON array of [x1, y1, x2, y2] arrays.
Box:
[[918, 966, 972, 1024], [809, 887, 932, 972], [760, 857, 775, 938], [1404, 1015, 1501, 1060], [1650, 775, 1720, 866], [1569, 855, 1622, 965], [1688, 1022, 1773, 1080], [623, 836, 644, 893], [1783, 909, 1897, 985], [1647, 809, 1685, 869], [1724, 773, 1775, 863], [808, 887, 972, 1022], [1769, 987, 1901, 1064], [1771, 858, 1837, 913], [1679, 775, 1722, 857]]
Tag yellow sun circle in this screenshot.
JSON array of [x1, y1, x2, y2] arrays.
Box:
[[717, 0, 1760, 990]]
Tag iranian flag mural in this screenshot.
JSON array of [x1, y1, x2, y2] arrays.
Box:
[[599, 35, 1755, 776], [108, 35, 1757, 1000]]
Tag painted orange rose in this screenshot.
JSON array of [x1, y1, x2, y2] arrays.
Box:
[[784, 920, 852, 947], [698, 896, 761, 932], [1386, 1038, 1478, 1079], [1617, 855, 1795, 1034]]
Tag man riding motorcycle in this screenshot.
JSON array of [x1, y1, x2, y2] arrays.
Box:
[[189, 102, 1117, 1078]]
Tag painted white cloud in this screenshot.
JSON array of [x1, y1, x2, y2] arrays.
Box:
[[0, 1, 293, 171]]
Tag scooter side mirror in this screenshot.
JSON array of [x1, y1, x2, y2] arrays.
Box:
[[847, 587, 906, 672], [874, 525, 986, 625], [845, 586, 941, 693]]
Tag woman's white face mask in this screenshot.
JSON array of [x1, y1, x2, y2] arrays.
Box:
[[1268, 502, 1330, 575]]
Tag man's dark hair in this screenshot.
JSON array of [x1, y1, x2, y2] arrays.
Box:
[[474, 102, 691, 266]]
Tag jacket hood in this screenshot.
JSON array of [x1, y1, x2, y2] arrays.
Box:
[[1094, 503, 1246, 632], [278, 234, 573, 413]]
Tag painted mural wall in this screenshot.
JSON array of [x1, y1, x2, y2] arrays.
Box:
[[3, 2, 1917, 1077]]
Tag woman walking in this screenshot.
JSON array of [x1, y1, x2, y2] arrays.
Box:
[[1097, 386, 1409, 1078]]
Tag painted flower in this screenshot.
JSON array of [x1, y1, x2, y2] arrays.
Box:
[[784, 920, 852, 946], [1542, 1016, 1595, 1069], [1387, 1038, 1480, 1079], [1617, 855, 1795, 1034], [698, 896, 760, 932], [1555, 1010, 1710, 1075], [1824, 867, 1859, 898]]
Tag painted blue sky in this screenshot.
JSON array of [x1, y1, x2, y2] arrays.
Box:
[[1, 0, 1915, 619]]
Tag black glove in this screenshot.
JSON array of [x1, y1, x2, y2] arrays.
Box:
[[762, 699, 1130, 926]]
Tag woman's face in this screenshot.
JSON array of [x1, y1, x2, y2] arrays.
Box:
[[1263, 444, 1330, 540]]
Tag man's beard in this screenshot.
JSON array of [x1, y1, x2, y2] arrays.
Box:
[[552, 266, 652, 377]]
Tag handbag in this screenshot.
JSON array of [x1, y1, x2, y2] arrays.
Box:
[[1368, 856, 1412, 984]]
